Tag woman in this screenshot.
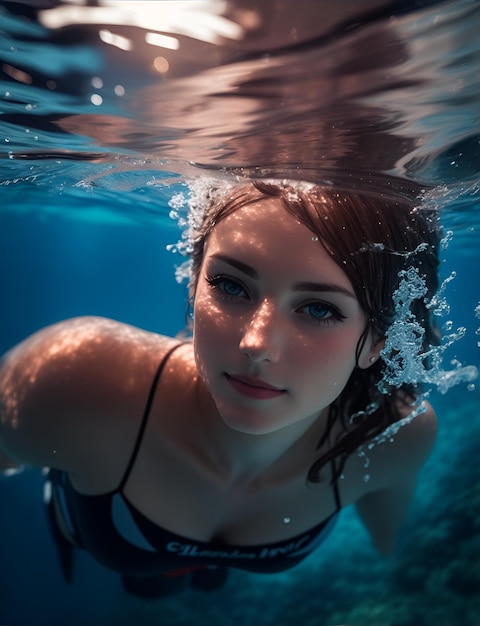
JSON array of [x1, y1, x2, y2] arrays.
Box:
[[0, 180, 439, 597]]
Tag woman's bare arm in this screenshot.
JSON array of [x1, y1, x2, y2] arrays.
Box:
[[354, 402, 437, 556]]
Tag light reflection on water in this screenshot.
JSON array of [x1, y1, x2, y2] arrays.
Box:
[[0, 0, 479, 338], [1, 2, 479, 187]]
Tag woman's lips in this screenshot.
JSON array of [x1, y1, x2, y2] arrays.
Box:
[[225, 374, 287, 400]]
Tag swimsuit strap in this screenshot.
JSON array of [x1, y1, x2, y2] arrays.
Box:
[[116, 342, 186, 493]]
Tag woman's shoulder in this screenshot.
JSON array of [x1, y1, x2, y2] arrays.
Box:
[[340, 395, 437, 501], [1, 316, 179, 410], [0, 316, 182, 488], [393, 395, 438, 460]]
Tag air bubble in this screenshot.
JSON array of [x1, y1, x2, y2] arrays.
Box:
[[440, 230, 454, 250], [426, 271, 455, 317]]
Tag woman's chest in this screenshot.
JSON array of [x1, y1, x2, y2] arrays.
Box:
[[123, 445, 341, 546]]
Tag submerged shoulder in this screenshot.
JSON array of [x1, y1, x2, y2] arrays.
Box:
[[0, 316, 180, 480], [340, 397, 437, 501], [2, 316, 175, 378], [1, 315, 184, 422], [369, 397, 437, 489], [394, 397, 438, 458]]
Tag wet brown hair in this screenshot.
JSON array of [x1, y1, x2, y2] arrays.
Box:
[[189, 180, 440, 482]]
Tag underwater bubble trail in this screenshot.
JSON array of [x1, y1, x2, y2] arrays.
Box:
[[440, 230, 454, 251], [348, 402, 379, 425], [426, 271, 456, 317], [475, 302, 480, 348]]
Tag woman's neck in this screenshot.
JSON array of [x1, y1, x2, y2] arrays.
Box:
[[194, 389, 330, 491]]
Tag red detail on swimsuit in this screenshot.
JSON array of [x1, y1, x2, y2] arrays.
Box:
[[164, 565, 207, 578]]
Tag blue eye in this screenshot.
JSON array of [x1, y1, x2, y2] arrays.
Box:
[[206, 275, 248, 299], [299, 302, 346, 325], [305, 303, 332, 319]]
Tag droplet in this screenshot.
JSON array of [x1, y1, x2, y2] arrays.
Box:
[[283, 517, 291, 524]]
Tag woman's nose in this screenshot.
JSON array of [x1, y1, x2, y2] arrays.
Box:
[[239, 300, 281, 363]]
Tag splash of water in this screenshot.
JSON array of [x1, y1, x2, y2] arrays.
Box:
[[380, 267, 478, 395], [167, 177, 239, 283], [426, 271, 456, 317]]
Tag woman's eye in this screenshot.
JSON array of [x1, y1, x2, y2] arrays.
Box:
[[299, 302, 346, 324], [206, 275, 247, 299]]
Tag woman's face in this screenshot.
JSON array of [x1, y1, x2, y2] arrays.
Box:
[[193, 198, 378, 435]]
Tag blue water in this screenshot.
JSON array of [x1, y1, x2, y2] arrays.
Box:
[[1, 1, 480, 624]]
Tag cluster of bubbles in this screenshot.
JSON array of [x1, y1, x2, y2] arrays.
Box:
[[476, 302, 480, 348], [166, 178, 235, 284], [380, 266, 478, 396]]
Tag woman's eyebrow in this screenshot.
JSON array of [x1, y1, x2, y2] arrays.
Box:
[[292, 282, 356, 299], [209, 253, 355, 298], [209, 253, 258, 278]]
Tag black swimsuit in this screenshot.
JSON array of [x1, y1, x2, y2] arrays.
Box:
[[45, 343, 342, 582]]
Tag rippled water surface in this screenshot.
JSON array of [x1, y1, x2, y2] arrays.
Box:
[[2, 1, 479, 207]]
